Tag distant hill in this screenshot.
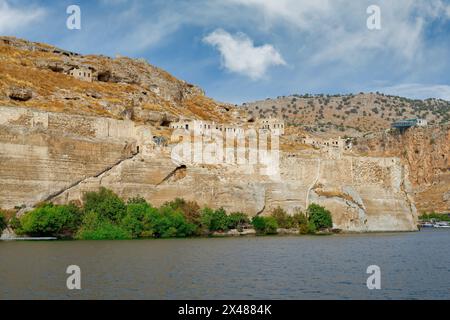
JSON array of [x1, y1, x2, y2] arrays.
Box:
[[241, 93, 450, 136]]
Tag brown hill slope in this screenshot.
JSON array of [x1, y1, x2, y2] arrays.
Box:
[[0, 36, 234, 124]]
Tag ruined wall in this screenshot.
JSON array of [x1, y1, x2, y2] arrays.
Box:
[[0, 106, 140, 208]]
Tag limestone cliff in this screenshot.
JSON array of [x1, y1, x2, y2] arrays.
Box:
[[355, 125, 450, 213], [0, 37, 422, 232], [0, 106, 418, 232]]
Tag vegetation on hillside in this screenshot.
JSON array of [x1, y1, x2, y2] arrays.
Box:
[[244, 93, 450, 134]]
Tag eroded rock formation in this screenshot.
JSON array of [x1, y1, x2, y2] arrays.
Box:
[[356, 125, 450, 213], [0, 106, 418, 232]]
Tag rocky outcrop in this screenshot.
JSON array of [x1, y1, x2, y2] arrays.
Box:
[[356, 125, 450, 213], [8, 87, 33, 101]]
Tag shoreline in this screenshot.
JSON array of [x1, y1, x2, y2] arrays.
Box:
[[1, 229, 428, 242]]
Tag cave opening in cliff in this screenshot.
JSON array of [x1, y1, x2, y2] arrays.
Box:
[[97, 71, 111, 82], [161, 119, 171, 127]]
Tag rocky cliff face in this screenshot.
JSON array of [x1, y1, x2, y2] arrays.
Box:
[[0, 37, 424, 231], [355, 125, 450, 213], [0, 106, 418, 232]]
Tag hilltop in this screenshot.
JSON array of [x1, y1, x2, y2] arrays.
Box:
[[0, 36, 238, 127], [241, 93, 450, 136]]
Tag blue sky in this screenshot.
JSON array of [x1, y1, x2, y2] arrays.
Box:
[[1, 0, 450, 104]]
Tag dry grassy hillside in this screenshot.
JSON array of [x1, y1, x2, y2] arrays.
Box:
[[0, 36, 233, 125], [242, 93, 450, 136]]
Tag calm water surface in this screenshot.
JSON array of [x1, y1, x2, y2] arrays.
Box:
[[1, 229, 449, 299]]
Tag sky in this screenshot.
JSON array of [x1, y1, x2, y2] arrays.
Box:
[[1, 0, 450, 104]]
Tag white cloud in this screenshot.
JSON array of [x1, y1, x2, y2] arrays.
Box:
[[379, 84, 450, 101], [203, 29, 286, 80], [0, 0, 46, 33], [229, 0, 450, 65]]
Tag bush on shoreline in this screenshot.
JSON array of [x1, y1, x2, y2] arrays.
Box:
[[76, 211, 132, 240], [420, 212, 450, 222], [17, 203, 82, 237], [10, 189, 334, 239], [0, 210, 6, 233], [307, 203, 333, 230], [251, 216, 278, 235]]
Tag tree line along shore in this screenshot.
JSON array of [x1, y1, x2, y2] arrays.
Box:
[[0, 188, 334, 240]]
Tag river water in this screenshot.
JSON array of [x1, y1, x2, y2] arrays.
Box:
[[0, 229, 449, 300]]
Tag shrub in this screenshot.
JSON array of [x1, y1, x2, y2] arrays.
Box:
[[200, 207, 229, 232], [293, 211, 309, 234], [83, 188, 126, 223], [121, 201, 156, 238], [420, 212, 450, 222], [19, 203, 82, 237], [165, 198, 201, 225], [9, 216, 22, 233], [307, 221, 317, 234], [307, 203, 333, 230], [127, 196, 148, 205], [227, 212, 250, 230], [251, 216, 266, 233], [76, 211, 132, 240], [0, 211, 6, 233], [264, 217, 279, 234], [271, 206, 294, 229], [152, 206, 196, 238], [251, 216, 278, 235]]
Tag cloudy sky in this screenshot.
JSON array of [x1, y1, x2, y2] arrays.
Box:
[[1, 0, 450, 103]]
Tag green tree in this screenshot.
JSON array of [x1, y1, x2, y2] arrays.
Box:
[[307, 203, 333, 230], [152, 206, 196, 238], [121, 201, 155, 238], [165, 198, 201, 225], [83, 188, 126, 223], [19, 203, 82, 237], [251, 216, 278, 235], [76, 211, 132, 240], [200, 207, 229, 232]]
